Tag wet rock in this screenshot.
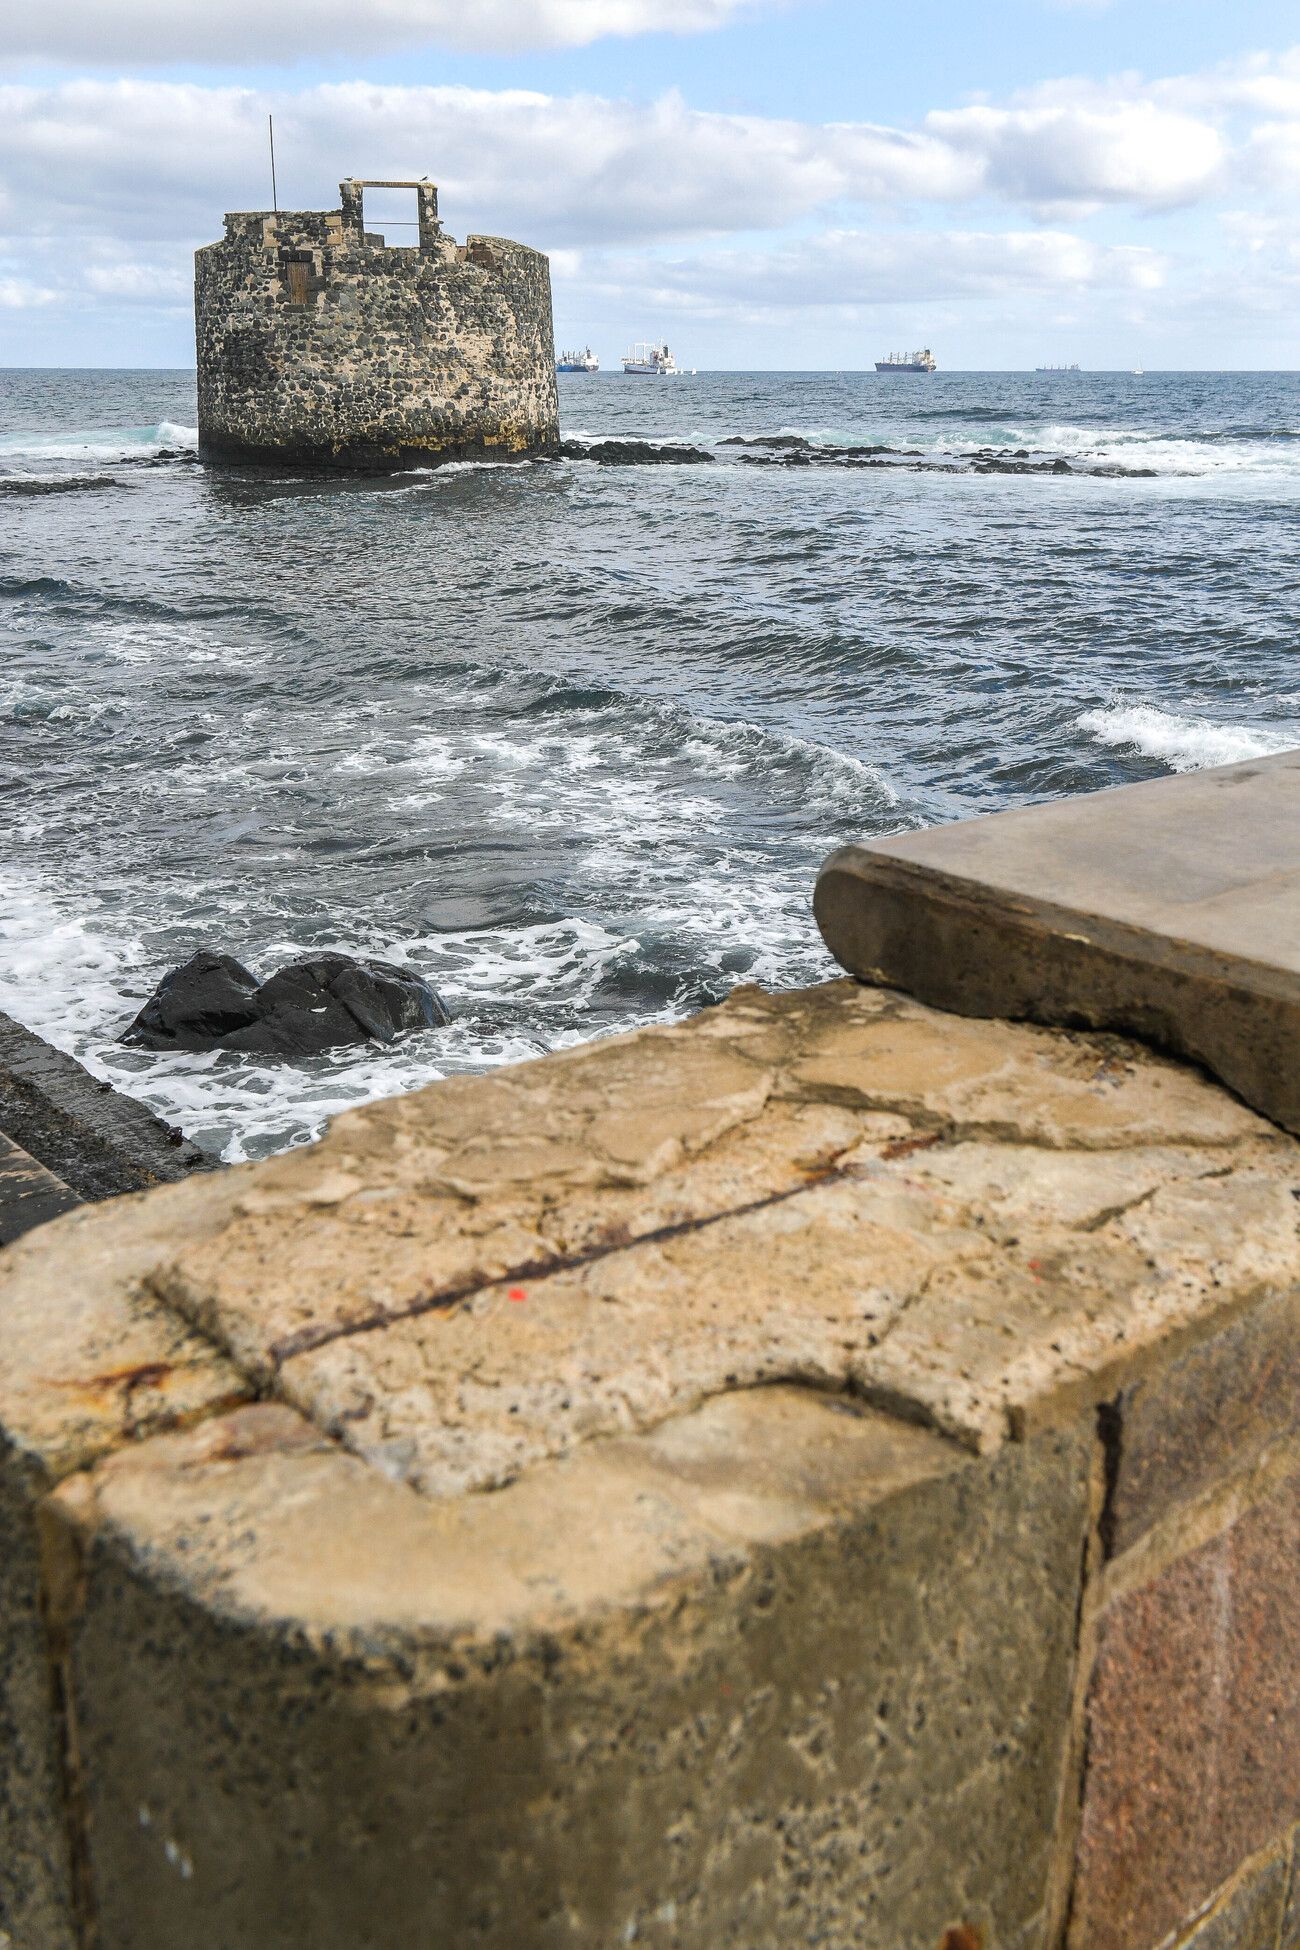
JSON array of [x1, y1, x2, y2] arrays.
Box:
[[971, 456, 1076, 476], [557, 439, 714, 465], [0, 478, 134, 497], [721, 436, 898, 461], [122, 950, 449, 1057]]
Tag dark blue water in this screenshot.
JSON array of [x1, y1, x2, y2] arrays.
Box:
[[2, 367, 1297, 1158]]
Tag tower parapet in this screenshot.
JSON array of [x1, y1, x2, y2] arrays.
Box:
[[194, 179, 560, 469]]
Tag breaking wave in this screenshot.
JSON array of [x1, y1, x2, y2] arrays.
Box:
[[1077, 705, 1300, 773], [0, 420, 197, 464]]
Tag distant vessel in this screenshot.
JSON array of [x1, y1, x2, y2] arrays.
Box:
[[876, 349, 937, 374], [1036, 363, 1081, 373], [556, 347, 599, 373], [622, 341, 680, 376]]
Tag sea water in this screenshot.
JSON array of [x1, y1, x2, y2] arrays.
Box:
[[2, 366, 1297, 1160]]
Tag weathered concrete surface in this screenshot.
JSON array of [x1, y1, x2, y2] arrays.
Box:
[[3, 976, 1300, 1947], [196, 179, 559, 470], [151, 980, 1287, 1479], [0, 1178, 251, 1950], [48, 1402, 1090, 1950], [0, 1134, 78, 1245], [815, 747, 1300, 1134], [0, 1006, 210, 1199]]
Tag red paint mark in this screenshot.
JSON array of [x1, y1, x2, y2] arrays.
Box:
[[507, 1288, 528, 1303]]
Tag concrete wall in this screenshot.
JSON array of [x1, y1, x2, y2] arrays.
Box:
[[195, 180, 560, 469], [2, 980, 1299, 1947]]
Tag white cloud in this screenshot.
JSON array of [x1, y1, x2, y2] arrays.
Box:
[[580, 226, 1168, 319], [0, 275, 58, 306], [2, 49, 1299, 359], [0, 76, 1239, 259], [924, 101, 1225, 210], [1, 0, 775, 65]]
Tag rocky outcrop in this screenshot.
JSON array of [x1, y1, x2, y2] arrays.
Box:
[[557, 439, 714, 465], [122, 950, 449, 1056]]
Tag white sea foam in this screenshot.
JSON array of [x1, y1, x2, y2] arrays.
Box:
[[930, 420, 1300, 480], [0, 866, 583, 1163], [1078, 704, 1299, 772], [0, 420, 197, 463]]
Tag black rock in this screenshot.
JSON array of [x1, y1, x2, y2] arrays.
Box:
[[122, 950, 450, 1057], [558, 439, 714, 465]]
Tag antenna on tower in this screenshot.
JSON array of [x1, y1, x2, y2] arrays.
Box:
[[268, 114, 279, 214]]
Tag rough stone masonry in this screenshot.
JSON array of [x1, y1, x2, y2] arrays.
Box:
[[195, 178, 560, 468]]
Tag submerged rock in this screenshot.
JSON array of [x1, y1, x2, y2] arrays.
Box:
[[0, 478, 135, 497], [557, 439, 714, 465], [122, 950, 449, 1057], [719, 434, 812, 450]]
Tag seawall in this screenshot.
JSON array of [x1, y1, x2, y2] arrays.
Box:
[[0, 1010, 211, 1245], [3, 754, 1299, 1947]]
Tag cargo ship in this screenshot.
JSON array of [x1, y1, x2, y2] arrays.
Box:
[[876, 349, 937, 373], [1036, 363, 1081, 373], [557, 347, 599, 373], [622, 341, 680, 376]]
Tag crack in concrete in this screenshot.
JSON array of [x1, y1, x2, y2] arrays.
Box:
[[267, 1163, 853, 1367]]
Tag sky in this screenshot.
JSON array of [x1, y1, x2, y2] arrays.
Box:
[[2, 0, 1299, 369]]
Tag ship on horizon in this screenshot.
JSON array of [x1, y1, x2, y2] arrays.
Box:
[[1036, 362, 1081, 373], [557, 346, 599, 373], [876, 349, 937, 374], [623, 341, 683, 376]]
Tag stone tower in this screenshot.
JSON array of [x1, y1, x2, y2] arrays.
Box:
[[195, 178, 560, 469]]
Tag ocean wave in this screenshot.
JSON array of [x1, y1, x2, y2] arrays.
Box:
[[0, 420, 197, 463], [1077, 704, 1299, 772]]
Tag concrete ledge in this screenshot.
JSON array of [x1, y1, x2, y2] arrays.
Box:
[[0, 1009, 212, 1200], [0, 1136, 78, 1246], [3, 978, 1299, 1947], [814, 749, 1300, 1134]]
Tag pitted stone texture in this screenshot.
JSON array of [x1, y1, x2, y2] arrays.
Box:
[[51, 1401, 1090, 1950], [149, 981, 1294, 1486], [1071, 1470, 1300, 1950], [195, 195, 559, 470]]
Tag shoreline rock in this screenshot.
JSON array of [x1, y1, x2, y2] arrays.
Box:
[[122, 950, 450, 1057]]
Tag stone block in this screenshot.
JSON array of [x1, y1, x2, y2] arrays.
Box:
[[7, 975, 1300, 1944], [1284, 1831, 1300, 1948], [814, 748, 1300, 1133], [1071, 1470, 1300, 1950], [1106, 1281, 1300, 1554], [50, 1400, 1091, 1950], [1169, 1839, 1292, 1950], [148, 983, 1290, 1476], [0, 1179, 250, 1948]]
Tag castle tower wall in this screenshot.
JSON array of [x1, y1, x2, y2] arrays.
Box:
[[194, 180, 560, 469]]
